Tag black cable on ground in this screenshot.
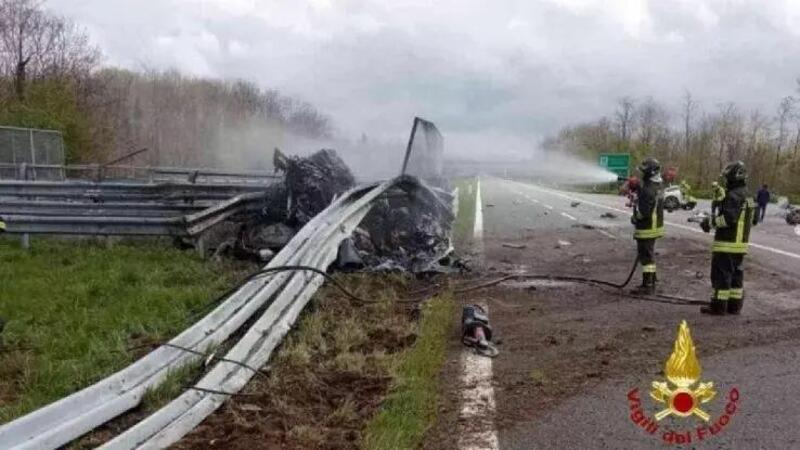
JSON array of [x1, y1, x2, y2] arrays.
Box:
[[454, 254, 706, 306], [184, 386, 256, 397], [161, 343, 270, 377], [456, 255, 640, 294]]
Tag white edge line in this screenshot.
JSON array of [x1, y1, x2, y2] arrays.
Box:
[[514, 180, 800, 261], [560, 212, 577, 221], [474, 178, 484, 241], [458, 303, 499, 450], [598, 229, 617, 239]]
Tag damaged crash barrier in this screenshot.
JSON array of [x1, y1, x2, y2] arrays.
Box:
[[215, 148, 357, 259], [341, 177, 458, 273], [273, 148, 356, 226], [462, 305, 499, 357]]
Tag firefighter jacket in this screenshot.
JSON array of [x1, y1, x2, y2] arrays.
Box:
[[712, 184, 756, 254], [633, 180, 664, 240]]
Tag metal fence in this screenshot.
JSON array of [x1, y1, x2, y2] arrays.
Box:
[[0, 126, 66, 181]]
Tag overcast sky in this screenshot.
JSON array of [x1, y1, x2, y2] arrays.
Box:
[[49, 0, 800, 157]]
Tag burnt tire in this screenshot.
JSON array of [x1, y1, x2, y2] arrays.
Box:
[[664, 196, 680, 212], [787, 210, 800, 225]]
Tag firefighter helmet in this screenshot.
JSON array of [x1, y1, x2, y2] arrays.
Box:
[[721, 161, 747, 186], [637, 157, 662, 181]]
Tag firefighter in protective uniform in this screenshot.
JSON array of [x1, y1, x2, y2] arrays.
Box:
[[700, 161, 757, 315], [631, 157, 665, 295], [710, 181, 725, 217]]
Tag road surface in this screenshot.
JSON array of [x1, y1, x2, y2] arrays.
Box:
[[429, 177, 800, 450]]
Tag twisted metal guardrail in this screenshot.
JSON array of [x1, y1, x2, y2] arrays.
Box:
[[0, 176, 441, 450]]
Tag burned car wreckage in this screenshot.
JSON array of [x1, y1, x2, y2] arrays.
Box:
[[213, 118, 458, 273]]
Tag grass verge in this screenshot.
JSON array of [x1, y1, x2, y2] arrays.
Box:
[[453, 177, 478, 247], [0, 237, 249, 423], [362, 293, 455, 450], [173, 274, 420, 449]]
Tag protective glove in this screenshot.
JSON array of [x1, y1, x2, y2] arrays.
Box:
[[700, 217, 711, 233]]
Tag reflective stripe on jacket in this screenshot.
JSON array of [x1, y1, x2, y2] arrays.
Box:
[[634, 180, 664, 240], [712, 185, 755, 254]]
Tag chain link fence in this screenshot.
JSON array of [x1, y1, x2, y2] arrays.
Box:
[[0, 126, 66, 180]]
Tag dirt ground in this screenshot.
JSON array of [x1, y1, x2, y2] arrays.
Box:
[[424, 227, 800, 449], [172, 275, 424, 450]]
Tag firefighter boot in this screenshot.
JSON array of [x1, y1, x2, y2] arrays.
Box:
[[700, 300, 726, 315], [727, 298, 743, 315], [631, 273, 655, 295]]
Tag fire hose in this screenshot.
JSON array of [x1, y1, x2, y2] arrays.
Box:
[[455, 254, 706, 306]]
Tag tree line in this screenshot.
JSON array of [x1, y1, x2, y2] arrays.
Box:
[[0, 0, 332, 167], [542, 90, 800, 197]]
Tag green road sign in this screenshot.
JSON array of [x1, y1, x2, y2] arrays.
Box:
[[599, 153, 630, 178]]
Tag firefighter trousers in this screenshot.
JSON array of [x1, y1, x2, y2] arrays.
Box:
[[711, 252, 744, 302], [636, 238, 656, 276]]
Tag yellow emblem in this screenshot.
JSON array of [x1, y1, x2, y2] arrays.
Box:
[[650, 321, 716, 421]]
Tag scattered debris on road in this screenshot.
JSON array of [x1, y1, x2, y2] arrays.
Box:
[[600, 212, 617, 219], [570, 201, 581, 207], [571, 223, 595, 230], [502, 243, 527, 250], [556, 239, 572, 248], [462, 305, 499, 357], [787, 208, 800, 225]]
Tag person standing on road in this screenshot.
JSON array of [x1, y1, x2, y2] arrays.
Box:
[[756, 184, 770, 224], [631, 157, 665, 295], [700, 161, 757, 315]]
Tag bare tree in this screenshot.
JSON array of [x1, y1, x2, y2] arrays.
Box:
[[747, 109, 768, 158], [682, 90, 697, 154], [636, 97, 669, 150], [775, 96, 794, 160], [0, 0, 98, 100], [614, 96, 635, 148]]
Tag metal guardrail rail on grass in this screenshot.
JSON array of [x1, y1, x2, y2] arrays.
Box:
[[1, 192, 266, 237], [0, 162, 278, 184], [0, 200, 207, 217], [0, 178, 272, 237], [0, 176, 444, 450]]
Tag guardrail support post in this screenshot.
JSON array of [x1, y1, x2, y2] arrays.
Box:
[[18, 162, 31, 250], [196, 233, 207, 259]]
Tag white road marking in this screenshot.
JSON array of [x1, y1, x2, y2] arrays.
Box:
[[513, 180, 800, 261], [598, 229, 617, 239], [560, 212, 577, 221], [474, 178, 484, 241], [458, 304, 499, 450]]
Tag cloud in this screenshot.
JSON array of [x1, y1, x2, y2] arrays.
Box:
[[47, 0, 800, 159]]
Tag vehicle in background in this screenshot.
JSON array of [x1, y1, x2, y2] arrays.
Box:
[[663, 184, 697, 212]]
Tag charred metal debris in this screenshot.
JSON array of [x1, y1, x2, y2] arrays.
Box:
[[213, 147, 459, 273]]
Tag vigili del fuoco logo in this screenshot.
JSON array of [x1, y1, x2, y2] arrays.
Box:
[[626, 320, 740, 445]]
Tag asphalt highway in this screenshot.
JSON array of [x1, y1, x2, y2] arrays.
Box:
[[471, 176, 800, 450]]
